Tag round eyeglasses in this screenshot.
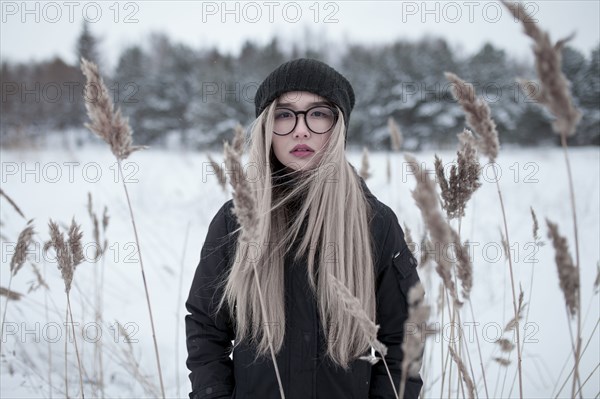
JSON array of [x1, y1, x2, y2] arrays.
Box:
[[273, 106, 338, 136]]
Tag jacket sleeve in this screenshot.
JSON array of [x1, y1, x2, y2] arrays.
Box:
[[370, 209, 424, 399], [186, 201, 236, 399]]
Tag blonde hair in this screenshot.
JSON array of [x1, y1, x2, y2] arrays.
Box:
[[216, 100, 376, 369]]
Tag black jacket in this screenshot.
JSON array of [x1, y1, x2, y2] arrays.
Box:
[[185, 179, 423, 398]]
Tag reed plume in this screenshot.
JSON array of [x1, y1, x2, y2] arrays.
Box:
[[28, 263, 49, 293], [444, 73, 500, 163], [207, 154, 227, 191], [222, 139, 285, 398], [398, 282, 433, 398], [328, 273, 387, 356], [445, 70, 522, 398], [403, 223, 416, 258], [546, 219, 579, 317], [503, 1, 581, 138], [405, 154, 461, 305], [1, 220, 35, 352], [80, 58, 145, 160], [45, 219, 85, 398], [0, 188, 26, 219], [494, 357, 511, 367], [359, 147, 371, 180], [449, 346, 475, 399], [450, 229, 473, 301], [81, 58, 165, 398], [504, 287, 527, 333], [232, 123, 245, 153], [388, 117, 403, 152], [496, 338, 515, 353], [0, 287, 22, 301], [503, 3, 583, 393], [530, 207, 541, 242], [434, 129, 481, 220]]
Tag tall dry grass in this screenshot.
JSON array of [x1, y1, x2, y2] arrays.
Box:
[[445, 70, 520, 398], [222, 131, 286, 398], [1, 220, 35, 354], [502, 2, 584, 395], [44, 219, 85, 398], [80, 57, 165, 398]]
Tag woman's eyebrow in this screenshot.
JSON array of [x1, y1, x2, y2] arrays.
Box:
[[276, 101, 332, 108]]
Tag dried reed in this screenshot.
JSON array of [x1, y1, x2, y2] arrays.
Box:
[[0, 287, 23, 300], [503, 1, 581, 139], [530, 207, 540, 242], [386, 155, 392, 185], [28, 263, 49, 293], [403, 223, 415, 258], [434, 130, 482, 220], [449, 346, 475, 399], [546, 219, 579, 317], [359, 147, 372, 180], [444, 71, 522, 398], [45, 219, 85, 398], [496, 338, 515, 353], [388, 117, 403, 152], [81, 58, 165, 398], [329, 272, 398, 398], [444, 73, 499, 163], [222, 140, 285, 398], [1, 220, 35, 353], [232, 123, 245, 153], [0, 188, 26, 219], [398, 282, 433, 398], [86, 192, 106, 397], [328, 273, 387, 356], [207, 154, 227, 191], [405, 154, 460, 306], [503, 3, 584, 393], [113, 321, 161, 397], [80, 58, 145, 160]]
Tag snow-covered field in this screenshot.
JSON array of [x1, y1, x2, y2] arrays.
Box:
[[0, 144, 598, 398]]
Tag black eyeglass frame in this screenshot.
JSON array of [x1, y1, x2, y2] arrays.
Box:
[[272, 105, 339, 136]]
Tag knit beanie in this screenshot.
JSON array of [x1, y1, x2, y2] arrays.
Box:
[[254, 58, 355, 130]]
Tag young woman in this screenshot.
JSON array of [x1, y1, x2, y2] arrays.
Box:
[[185, 58, 423, 399]]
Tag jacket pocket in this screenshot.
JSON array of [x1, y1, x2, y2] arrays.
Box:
[[392, 247, 420, 297]]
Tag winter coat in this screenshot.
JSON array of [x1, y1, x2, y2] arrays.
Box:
[[185, 177, 423, 399]]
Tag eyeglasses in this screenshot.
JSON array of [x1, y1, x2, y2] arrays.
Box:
[[273, 106, 338, 136]]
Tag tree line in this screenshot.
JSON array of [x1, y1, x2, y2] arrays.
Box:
[[1, 24, 598, 149]]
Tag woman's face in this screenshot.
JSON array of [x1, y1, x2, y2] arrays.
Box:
[[270, 91, 335, 171]]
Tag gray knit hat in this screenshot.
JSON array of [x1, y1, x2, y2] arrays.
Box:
[[254, 58, 355, 129]]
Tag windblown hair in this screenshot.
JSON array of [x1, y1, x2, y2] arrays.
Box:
[[216, 100, 376, 369]]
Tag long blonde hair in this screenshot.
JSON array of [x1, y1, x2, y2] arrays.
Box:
[[216, 100, 376, 369]]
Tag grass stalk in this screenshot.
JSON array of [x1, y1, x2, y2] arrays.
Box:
[[117, 158, 166, 398], [66, 293, 85, 398], [175, 222, 191, 398]]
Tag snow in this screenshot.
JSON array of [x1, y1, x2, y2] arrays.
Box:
[[1, 145, 598, 398]]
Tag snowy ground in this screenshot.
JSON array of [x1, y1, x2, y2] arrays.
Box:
[[0, 144, 598, 398]]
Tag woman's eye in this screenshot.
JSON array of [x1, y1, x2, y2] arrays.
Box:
[[310, 108, 332, 118], [275, 111, 293, 119]]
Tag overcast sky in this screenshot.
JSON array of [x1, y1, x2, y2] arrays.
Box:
[[2, 1, 599, 70]]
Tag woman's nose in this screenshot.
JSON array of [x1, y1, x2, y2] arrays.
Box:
[[292, 115, 310, 138]]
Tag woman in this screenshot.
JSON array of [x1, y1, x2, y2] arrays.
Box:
[[185, 58, 423, 399]]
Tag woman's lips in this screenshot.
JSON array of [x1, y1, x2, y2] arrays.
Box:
[[290, 149, 314, 158]]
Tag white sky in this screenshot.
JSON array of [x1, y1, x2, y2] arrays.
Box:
[[1, 0, 599, 71]]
